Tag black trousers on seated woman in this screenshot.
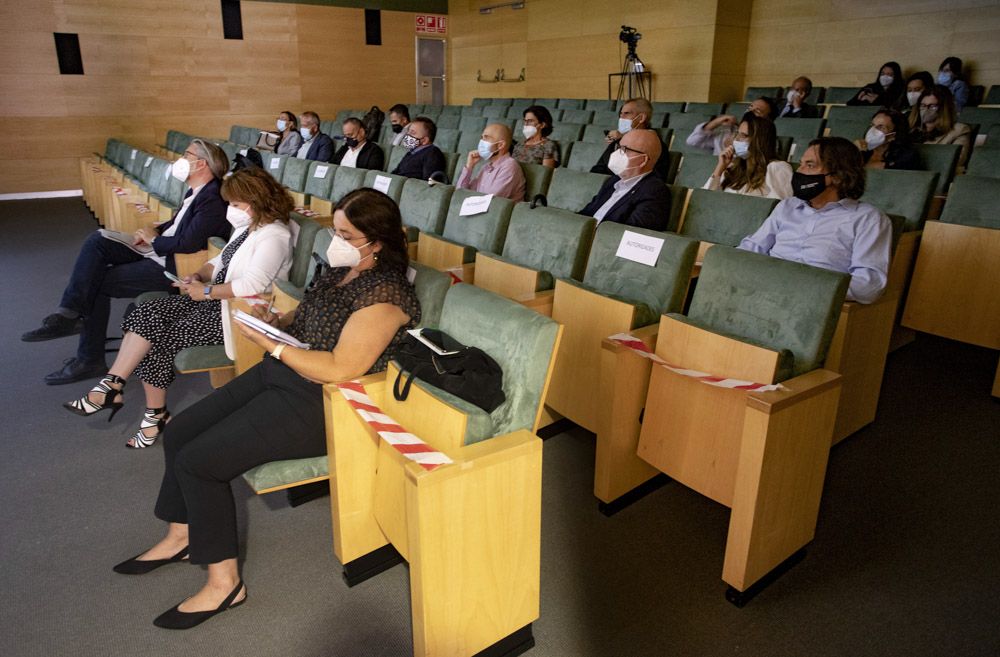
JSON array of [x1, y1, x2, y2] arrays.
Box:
[[154, 357, 325, 564]]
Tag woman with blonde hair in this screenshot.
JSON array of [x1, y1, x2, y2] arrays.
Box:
[[705, 114, 793, 199], [909, 84, 972, 167], [63, 167, 295, 448]]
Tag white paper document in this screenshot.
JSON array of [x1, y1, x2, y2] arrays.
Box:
[[406, 328, 459, 356], [406, 266, 417, 284], [459, 194, 493, 217], [144, 156, 153, 167], [314, 165, 329, 178], [98, 229, 154, 256], [615, 230, 664, 267], [130, 149, 137, 159], [232, 310, 310, 349], [373, 175, 392, 194], [269, 158, 280, 170]]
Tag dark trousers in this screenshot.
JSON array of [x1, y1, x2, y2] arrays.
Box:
[[154, 358, 327, 565], [60, 232, 174, 363]]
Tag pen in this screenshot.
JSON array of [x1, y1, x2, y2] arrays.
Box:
[[265, 297, 275, 317]]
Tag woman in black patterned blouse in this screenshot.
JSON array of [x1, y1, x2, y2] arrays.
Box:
[[113, 188, 420, 630]]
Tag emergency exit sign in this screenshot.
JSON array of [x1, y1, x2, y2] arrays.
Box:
[[415, 14, 447, 34]]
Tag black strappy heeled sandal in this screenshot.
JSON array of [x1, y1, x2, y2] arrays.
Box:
[[126, 406, 170, 449], [63, 374, 125, 421]]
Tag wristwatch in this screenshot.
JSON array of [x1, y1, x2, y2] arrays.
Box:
[[271, 344, 286, 361], [203, 285, 212, 298]]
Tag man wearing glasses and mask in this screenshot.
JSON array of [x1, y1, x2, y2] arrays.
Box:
[[580, 129, 672, 231]]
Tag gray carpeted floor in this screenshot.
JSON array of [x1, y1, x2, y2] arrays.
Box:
[[2, 198, 998, 657]]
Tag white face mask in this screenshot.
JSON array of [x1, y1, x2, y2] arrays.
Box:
[[276, 119, 288, 131], [732, 140, 750, 159], [170, 157, 191, 182], [906, 91, 921, 107], [879, 74, 894, 88], [522, 124, 538, 139], [226, 205, 252, 229], [865, 127, 891, 150], [607, 148, 642, 178], [617, 117, 634, 134], [325, 234, 373, 268], [300, 126, 314, 141]]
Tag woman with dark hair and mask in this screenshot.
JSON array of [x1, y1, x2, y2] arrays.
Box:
[[111, 188, 420, 630], [704, 114, 792, 199], [274, 110, 302, 156], [847, 61, 905, 107], [909, 84, 972, 167], [897, 71, 934, 112], [512, 104, 560, 168], [936, 56, 970, 112], [855, 108, 920, 170]]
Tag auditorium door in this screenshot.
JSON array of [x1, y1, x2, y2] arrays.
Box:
[[416, 37, 446, 105]]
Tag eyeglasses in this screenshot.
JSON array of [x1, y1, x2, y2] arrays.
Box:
[[182, 150, 205, 161], [335, 231, 369, 243], [920, 103, 940, 111], [617, 145, 646, 157]]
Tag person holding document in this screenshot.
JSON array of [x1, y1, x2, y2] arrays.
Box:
[[63, 168, 295, 448], [23, 139, 231, 385], [112, 188, 419, 629]]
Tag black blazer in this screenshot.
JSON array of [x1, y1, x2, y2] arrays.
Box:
[[152, 177, 231, 274], [579, 173, 672, 231], [304, 133, 335, 162], [590, 137, 672, 181], [775, 99, 820, 119], [392, 145, 448, 182], [331, 140, 385, 171]]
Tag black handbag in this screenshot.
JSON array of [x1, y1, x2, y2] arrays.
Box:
[[393, 329, 505, 413]]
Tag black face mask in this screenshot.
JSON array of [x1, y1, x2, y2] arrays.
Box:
[[792, 171, 828, 201], [344, 137, 359, 149], [391, 124, 403, 134]]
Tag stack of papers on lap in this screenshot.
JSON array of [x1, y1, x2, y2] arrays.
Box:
[[232, 310, 310, 349], [98, 229, 154, 256]]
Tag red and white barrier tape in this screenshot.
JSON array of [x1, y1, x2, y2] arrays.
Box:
[[337, 380, 453, 471], [607, 333, 785, 392], [293, 206, 319, 218]]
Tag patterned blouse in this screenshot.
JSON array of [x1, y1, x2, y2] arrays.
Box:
[[513, 139, 560, 166], [288, 265, 421, 375]]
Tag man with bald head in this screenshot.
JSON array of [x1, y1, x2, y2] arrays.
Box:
[[591, 97, 672, 180], [455, 122, 526, 201], [580, 129, 672, 231]]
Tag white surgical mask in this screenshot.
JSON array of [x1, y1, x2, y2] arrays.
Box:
[[521, 124, 538, 139], [276, 119, 287, 131], [300, 127, 314, 141], [906, 91, 921, 107], [617, 117, 634, 134], [477, 139, 496, 160], [170, 157, 191, 182], [325, 234, 373, 268], [226, 205, 252, 229], [607, 148, 633, 177], [865, 127, 888, 150], [937, 71, 953, 85], [732, 140, 750, 159], [879, 74, 894, 88]]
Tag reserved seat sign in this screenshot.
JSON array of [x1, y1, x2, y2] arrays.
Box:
[[615, 230, 664, 266]]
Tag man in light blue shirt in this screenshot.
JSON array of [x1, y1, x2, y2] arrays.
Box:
[[739, 137, 892, 304]]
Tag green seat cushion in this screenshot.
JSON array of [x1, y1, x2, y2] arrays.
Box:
[[484, 253, 555, 291], [861, 169, 938, 231], [288, 215, 323, 288], [242, 457, 328, 493], [442, 189, 514, 255], [409, 261, 451, 328], [174, 345, 233, 372], [546, 168, 609, 212], [501, 204, 596, 282], [400, 178, 453, 235], [680, 189, 778, 247], [273, 278, 305, 303], [939, 176, 1000, 229]]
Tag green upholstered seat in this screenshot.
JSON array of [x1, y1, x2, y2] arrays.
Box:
[[281, 157, 310, 193], [675, 153, 718, 188], [287, 214, 323, 288], [653, 102, 686, 114], [227, 125, 244, 143], [560, 109, 594, 125], [744, 86, 782, 101], [680, 189, 778, 247], [174, 345, 232, 372], [520, 162, 553, 202], [824, 87, 859, 104], [582, 124, 610, 143], [242, 456, 328, 494], [334, 109, 353, 124], [938, 176, 1000, 229], [456, 131, 481, 155], [775, 117, 826, 142], [489, 98, 513, 107], [144, 159, 171, 198], [551, 123, 586, 144], [915, 144, 962, 195], [981, 85, 1000, 106], [434, 128, 460, 152], [438, 189, 515, 261], [586, 99, 616, 112], [303, 161, 336, 200], [459, 115, 487, 136], [442, 152, 461, 183], [506, 106, 527, 120], [262, 153, 287, 180], [434, 114, 459, 130], [564, 141, 607, 173], [827, 106, 878, 123], [509, 99, 533, 111], [330, 166, 367, 202], [546, 168, 609, 212], [776, 136, 794, 161], [861, 169, 939, 231], [660, 148, 681, 184], [399, 178, 453, 239], [650, 112, 669, 129], [532, 97, 557, 108], [362, 170, 407, 202], [408, 261, 451, 329], [667, 114, 715, 153], [218, 142, 239, 163], [591, 110, 619, 127], [302, 229, 332, 289], [965, 148, 1000, 179], [826, 118, 868, 140], [565, 223, 698, 329], [471, 97, 491, 107], [385, 145, 408, 173], [684, 102, 726, 115], [557, 98, 585, 110], [958, 107, 1000, 133], [666, 184, 688, 233], [680, 246, 849, 381], [486, 204, 596, 290], [482, 105, 507, 119]]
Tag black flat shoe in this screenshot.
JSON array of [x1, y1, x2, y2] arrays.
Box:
[[22, 314, 84, 342], [44, 358, 108, 386], [153, 580, 246, 630], [113, 545, 189, 575]]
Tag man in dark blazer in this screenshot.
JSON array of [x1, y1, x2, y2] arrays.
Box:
[[23, 139, 231, 384], [580, 129, 672, 232], [392, 117, 449, 182], [331, 117, 385, 170], [298, 111, 335, 162], [590, 97, 672, 181], [775, 76, 820, 119]]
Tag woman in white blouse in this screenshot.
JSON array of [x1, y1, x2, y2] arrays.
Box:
[[704, 114, 793, 199], [63, 168, 296, 449]]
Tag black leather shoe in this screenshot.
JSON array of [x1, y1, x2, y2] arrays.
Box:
[[113, 545, 189, 575], [44, 358, 108, 386], [21, 314, 83, 342], [154, 580, 246, 630]]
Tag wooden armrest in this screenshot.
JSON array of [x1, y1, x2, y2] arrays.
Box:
[[745, 368, 841, 414], [321, 372, 387, 400], [514, 288, 554, 316], [403, 430, 539, 484], [600, 322, 660, 354]]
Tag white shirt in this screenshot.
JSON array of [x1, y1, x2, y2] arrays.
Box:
[[703, 161, 794, 199], [296, 135, 314, 159], [339, 143, 362, 168], [594, 172, 650, 221], [149, 183, 204, 267]]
